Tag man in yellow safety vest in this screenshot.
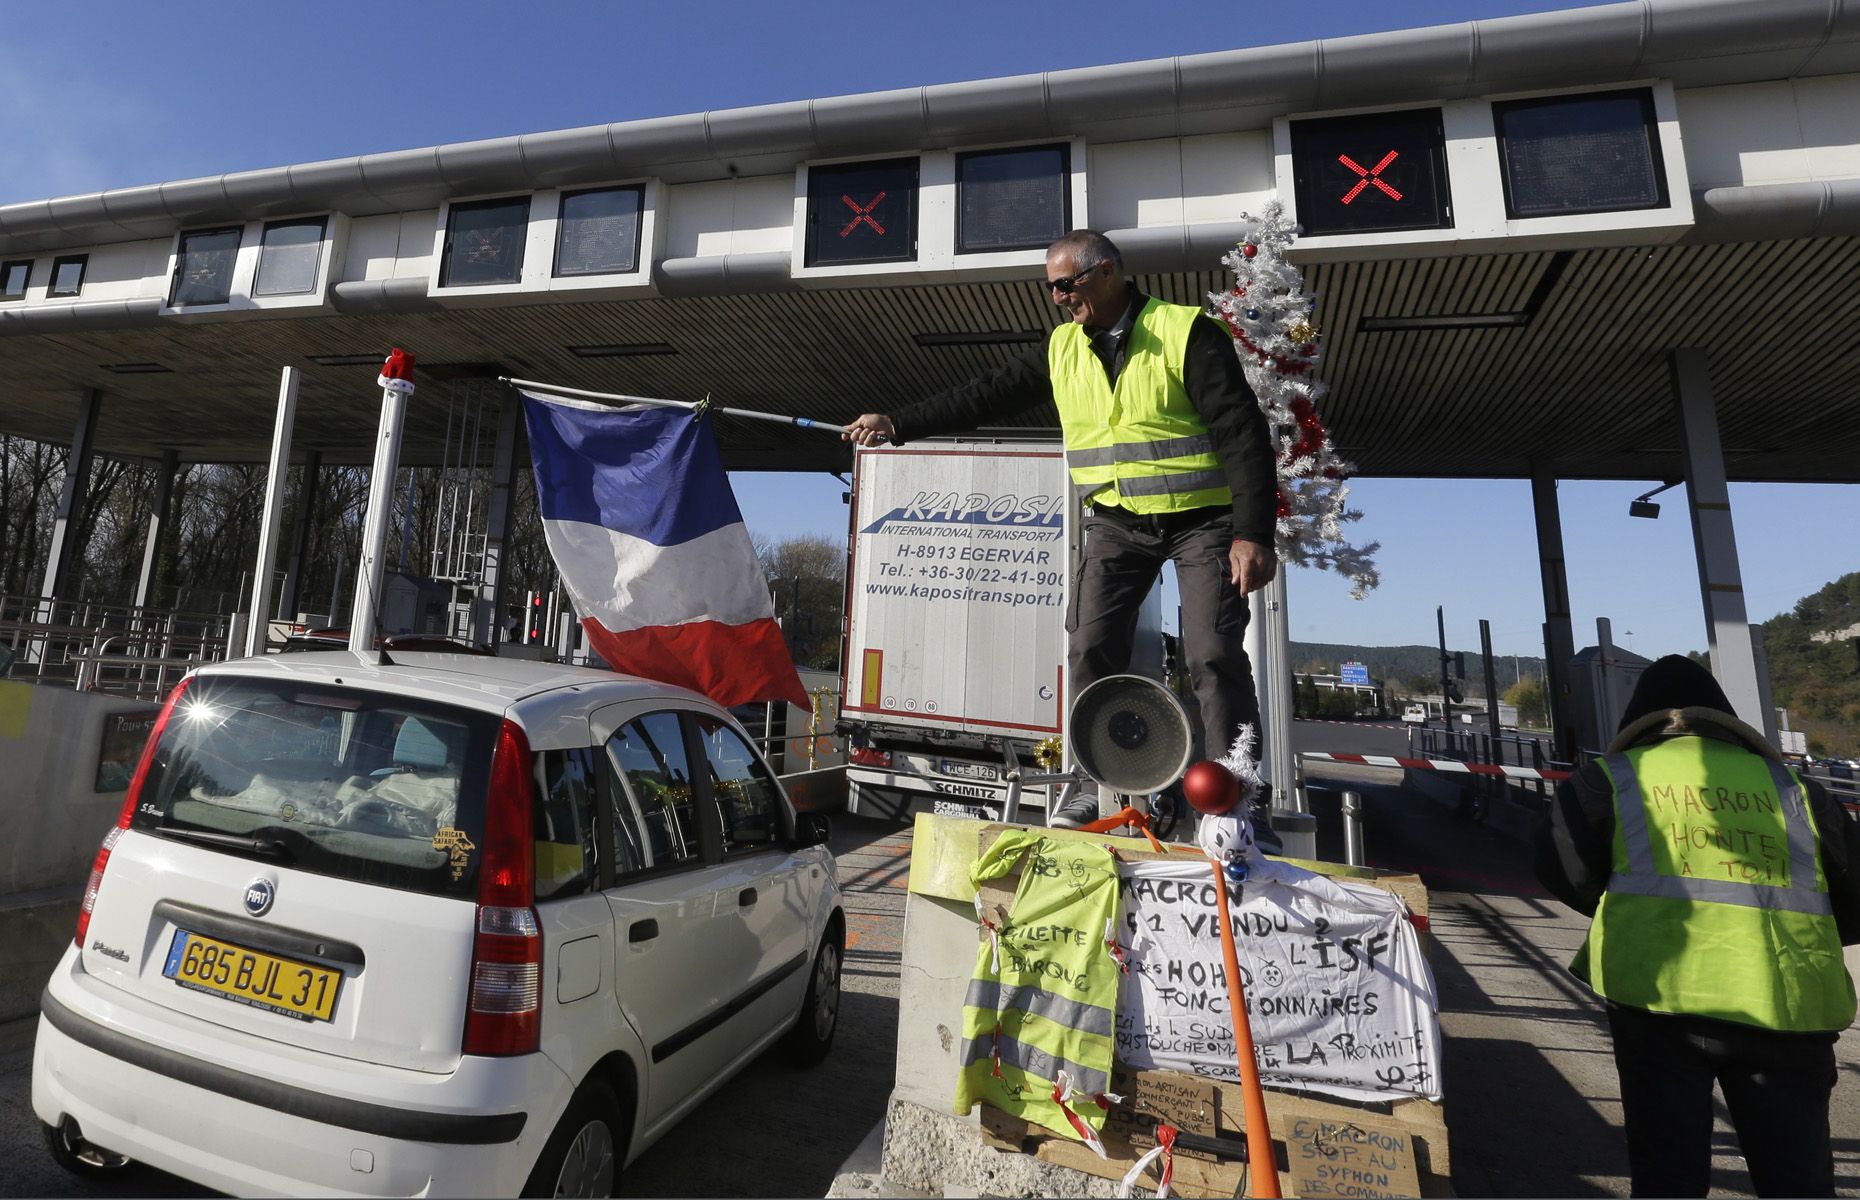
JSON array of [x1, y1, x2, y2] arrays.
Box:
[[843, 231, 1277, 829], [1537, 654, 1860, 1196]]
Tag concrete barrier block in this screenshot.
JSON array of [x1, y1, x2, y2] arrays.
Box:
[[880, 1096, 1120, 1199], [0, 683, 159, 894], [893, 891, 978, 1115], [0, 887, 77, 1022]]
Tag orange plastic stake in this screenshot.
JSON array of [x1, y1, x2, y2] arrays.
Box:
[[1077, 805, 1166, 854], [1209, 858, 1281, 1198]]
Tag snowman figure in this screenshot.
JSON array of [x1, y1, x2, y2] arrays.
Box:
[[1194, 725, 1268, 882]]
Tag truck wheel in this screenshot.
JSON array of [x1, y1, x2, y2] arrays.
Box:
[[784, 929, 842, 1065], [43, 1118, 137, 1178], [523, 1081, 623, 1198]]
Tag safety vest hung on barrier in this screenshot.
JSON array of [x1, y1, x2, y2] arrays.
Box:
[[1574, 736, 1857, 1032], [1048, 299, 1232, 515], [955, 830, 1123, 1151]]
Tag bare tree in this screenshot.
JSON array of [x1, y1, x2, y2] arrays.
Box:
[[759, 534, 846, 672]]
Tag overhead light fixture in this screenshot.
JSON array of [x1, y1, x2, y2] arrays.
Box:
[[1358, 312, 1531, 332], [1628, 479, 1680, 519], [307, 353, 387, 366], [1359, 251, 1570, 334], [567, 342, 677, 358], [913, 330, 1042, 348], [100, 362, 172, 374]]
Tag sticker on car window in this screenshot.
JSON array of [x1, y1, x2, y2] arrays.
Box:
[[279, 801, 298, 823], [432, 827, 476, 881]]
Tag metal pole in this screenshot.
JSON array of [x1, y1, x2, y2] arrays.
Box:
[[1481, 618, 1503, 742], [1531, 465, 1580, 761], [1263, 572, 1301, 813], [396, 466, 417, 575], [1437, 606, 1452, 733], [328, 550, 346, 627], [1671, 348, 1772, 743], [350, 353, 416, 653], [433, 395, 456, 579], [1341, 790, 1365, 867], [278, 448, 321, 622], [134, 448, 179, 610], [503, 376, 848, 435], [473, 397, 520, 646], [246, 367, 301, 657]]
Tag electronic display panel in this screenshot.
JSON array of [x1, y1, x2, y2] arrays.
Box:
[[1290, 108, 1452, 237], [556, 185, 644, 277], [170, 227, 242, 307], [1495, 89, 1666, 219], [805, 157, 918, 268], [957, 144, 1070, 254], [441, 197, 530, 288], [255, 218, 327, 297]]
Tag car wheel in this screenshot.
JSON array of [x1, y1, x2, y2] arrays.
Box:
[[784, 930, 842, 1066], [523, 1080, 624, 1198], [43, 1119, 137, 1178]]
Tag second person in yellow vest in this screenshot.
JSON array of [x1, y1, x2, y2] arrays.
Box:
[[844, 230, 1278, 829]]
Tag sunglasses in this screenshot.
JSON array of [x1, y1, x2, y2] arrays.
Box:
[[1045, 264, 1102, 295]]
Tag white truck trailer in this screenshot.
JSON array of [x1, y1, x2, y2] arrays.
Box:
[[839, 439, 1162, 822]]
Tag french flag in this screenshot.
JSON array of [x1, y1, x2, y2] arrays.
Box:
[[520, 392, 807, 709]]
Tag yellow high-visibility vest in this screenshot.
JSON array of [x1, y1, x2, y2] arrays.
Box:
[[1572, 736, 1855, 1031], [955, 830, 1122, 1144], [1048, 299, 1232, 514]]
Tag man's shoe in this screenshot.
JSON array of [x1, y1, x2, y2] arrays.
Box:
[[1047, 794, 1103, 830]]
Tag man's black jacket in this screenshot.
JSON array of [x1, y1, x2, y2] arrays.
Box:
[[887, 290, 1278, 547]]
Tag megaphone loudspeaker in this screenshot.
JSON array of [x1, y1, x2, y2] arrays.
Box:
[[1069, 674, 1193, 796]]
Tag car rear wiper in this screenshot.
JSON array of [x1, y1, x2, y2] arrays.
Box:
[[154, 825, 295, 861]]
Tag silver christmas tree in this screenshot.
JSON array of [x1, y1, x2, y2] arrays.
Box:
[[1207, 202, 1380, 600]]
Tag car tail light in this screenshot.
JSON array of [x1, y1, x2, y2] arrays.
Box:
[[77, 676, 192, 947], [463, 719, 542, 1056], [850, 746, 892, 768]]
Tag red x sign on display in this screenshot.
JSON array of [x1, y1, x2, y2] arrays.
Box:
[[1337, 150, 1403, 204], [839, 193, 887, 237]]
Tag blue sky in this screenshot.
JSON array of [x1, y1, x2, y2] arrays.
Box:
[[4, 1, 1855, 661]]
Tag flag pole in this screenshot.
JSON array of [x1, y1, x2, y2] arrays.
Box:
[[501, 377, 845, 436]]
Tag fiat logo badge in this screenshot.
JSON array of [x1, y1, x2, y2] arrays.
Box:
[[243, 878, 276, 918]]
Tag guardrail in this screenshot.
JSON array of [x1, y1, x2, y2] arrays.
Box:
[[1407, 722, 1568, 804], [1395, 721, 1860, 818], [737, 686, 846, 775], [1, 594, 231, 697]]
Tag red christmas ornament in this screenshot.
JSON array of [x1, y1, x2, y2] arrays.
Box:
[[1183, 760, 1241, 815], [1275, 488, 1292, 518], [1241, 242, 1259, 259]]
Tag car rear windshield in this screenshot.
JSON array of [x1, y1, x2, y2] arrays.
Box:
[[130, 676, 499, 898]]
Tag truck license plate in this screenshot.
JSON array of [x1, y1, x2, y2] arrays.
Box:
[[939, 759, 998, 781], [163, 930, 342, 1022]]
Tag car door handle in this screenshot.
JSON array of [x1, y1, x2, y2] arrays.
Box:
[[738, 888, 757, 908], [628, 920, 659, 944]]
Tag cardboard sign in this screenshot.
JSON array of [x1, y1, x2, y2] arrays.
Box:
[[1284, 1114, 1421, 1198], [1103, 1069, 1220, 1160], [1115, 859, 1441, 1103]]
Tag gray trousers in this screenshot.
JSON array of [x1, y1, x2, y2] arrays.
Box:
[[1066, 506, 1261, 764]]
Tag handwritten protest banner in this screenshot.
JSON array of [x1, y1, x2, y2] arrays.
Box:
[[1114, 859, 1440, 1103]]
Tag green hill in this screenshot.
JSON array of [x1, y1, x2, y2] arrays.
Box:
[[1759, 571, 1860, 757], [1288, 642, 1543, 701]]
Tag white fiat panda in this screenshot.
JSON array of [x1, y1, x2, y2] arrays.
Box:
[[32, 651, 844, 1197]]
